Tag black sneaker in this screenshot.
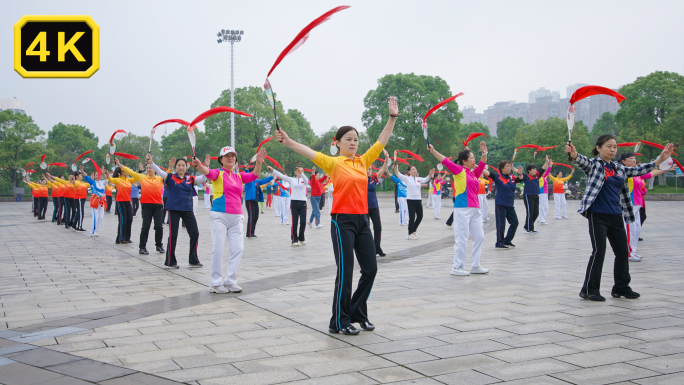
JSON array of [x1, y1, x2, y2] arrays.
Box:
[[495, 245, 509, 250], [329, 325, 360, 335], [505, 243, 516, 248], [579, 291, 606, 302], [115, 240, 121, 244], [189, 264, 203, 268], [611, 290, 640, 299], [358, 321, 375, 331], [139, 248, 149, 255], [377, 251, 386, 257], [638, 238, 643, 241], [156, 246, 165, 253]]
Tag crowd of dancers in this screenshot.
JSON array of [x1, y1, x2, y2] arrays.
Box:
[[23, 96, 676, 335]]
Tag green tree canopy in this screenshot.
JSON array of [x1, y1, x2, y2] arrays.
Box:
[[363, 73, 462, 174], [46, 123, 99, 164], [0, 110, 46, 192]]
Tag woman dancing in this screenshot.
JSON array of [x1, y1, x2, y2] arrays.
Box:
[[271, 166, 309, 245], [193, 147, 266, 293], [275, 97, 398, 335], [393, 164, 434, 240], [549, 167, 574, 219], [568, 136, 673, 301], [104, 163, 134, 244]]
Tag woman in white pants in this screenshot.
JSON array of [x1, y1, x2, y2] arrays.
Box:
[[478, 175, 491, 222], [431, 175, 443, 219], [276, 180, 291, 224], [204, 183, 212, 209], [82, 170, 107, 237], [193, 146, 266, 294], [549, 168, 573, 219], [427, 142, 488, 276], [537, 165, 552, 224]]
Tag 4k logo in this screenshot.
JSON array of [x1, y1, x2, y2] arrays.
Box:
[[14, 15, 99, 78]]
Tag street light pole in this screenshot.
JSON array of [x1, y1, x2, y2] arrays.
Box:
[[217, 29, 244, 149]]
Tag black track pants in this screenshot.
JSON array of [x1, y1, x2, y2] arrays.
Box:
[[329, 213, 377, 330], [581, 211, 632, 295], [290, 200, 307, 243], [245, 200, 260, 237], [407, 199, 423, 235], [523, 194, 539, 232], [115, 201, 133, 243], [165, 210, 200, 267], [140, 203, 164, 249], [494, 205, 519, 247], [367, 207, 383, 255]]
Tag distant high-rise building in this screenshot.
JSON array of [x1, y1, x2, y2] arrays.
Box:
[[529, 87, 560, 104], [0, 98, 26, 114], [566, 83, 589, 99], [461, 106, 486, 125]]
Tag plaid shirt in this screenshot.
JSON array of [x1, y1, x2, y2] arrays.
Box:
[[572, 154, 655, 223]]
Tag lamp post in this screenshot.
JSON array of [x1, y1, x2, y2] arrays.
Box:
[[216, 29, 244, 149]]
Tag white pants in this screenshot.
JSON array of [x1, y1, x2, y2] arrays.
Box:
[[274, 195, 281, 216], [554, 193, 567, 218], [280, 196, 291, 223], [426, 194, 432, 208], [538, 194, 549, 223], [453, 207, 485, 269], [432, 195, 442, 218], [193, 196, 198, 213], [627, 205, 641, 257], [210, 212, 244, 287], [204, 194, 211, 209], [90, 206, 104, 235], [398, 197, 408, 225], [478, 194, 488, 221]]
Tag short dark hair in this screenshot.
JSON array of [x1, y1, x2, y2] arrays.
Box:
[[498, 160, 512, 171], [592, 134, 616, 157], [112, 167, 123, 178], [618, 152, 635, 164], [175, 158, 187, 167], [406, 165, 417, 173], [555, 171, 563, 177], [526, 164, 537, 173], [455, 149, 472, 166], [334, 126, 359, 148]]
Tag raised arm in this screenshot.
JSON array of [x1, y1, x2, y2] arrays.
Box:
[[377, 149, 390, 175], [251, 149, 266, 178], [377, 97, 399, 145], [146, 154, 168, 179]]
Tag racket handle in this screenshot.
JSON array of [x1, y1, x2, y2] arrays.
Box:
[[566, 140, 572, 161]]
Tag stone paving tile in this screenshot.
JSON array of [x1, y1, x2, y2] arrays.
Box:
[[551, 363, 661, 385], [46, 358, 137, 382], [406, 354, 504, 376], [485, 343, 579, 363], [633, 372, 684, 385], [477, 358, 579, 381], [628, 352, 684, 374], [0, 362, 65, 385], [555, 347, 654, 368], [361, 366, 424, 383], [432, 369, 502, 385], [625, 338, 684, 356], [362, 337, 447, 355], [420, 339, 511, 359], [556, 334, 646, 352], [380, 350, 439, 365], [157, 363, 241, 382], [199, 368, 308, 385], [285, 372, 380, 384]]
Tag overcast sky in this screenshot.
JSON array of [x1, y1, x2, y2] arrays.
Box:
[[3, 0, 684, 145]]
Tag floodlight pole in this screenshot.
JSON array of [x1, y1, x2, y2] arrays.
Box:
[[217, 30, 244, 149]]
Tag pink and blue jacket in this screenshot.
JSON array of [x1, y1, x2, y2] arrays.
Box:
[[538, 167, 552, 194], [442, 158, 485, 208], [207, 168, 258, 215]]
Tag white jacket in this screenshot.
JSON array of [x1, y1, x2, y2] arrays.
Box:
[[272, 170, 309, 201], [395, 173, 430, 200]]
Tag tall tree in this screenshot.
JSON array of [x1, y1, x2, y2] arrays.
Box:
[[46, 123, 99, 164], [363, 73, 461, 174], [590, 112, 621, 145], [0, 110, 45, 194]]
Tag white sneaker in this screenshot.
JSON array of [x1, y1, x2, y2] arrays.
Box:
[[284, 222, 289, 225], [434, 217, 440, 220], [541, 222, 549, 225], [93, 233, 98, 237], [562, 216, 569, 219], [299, 240, 306, 246], [291, 242, 299, 247], [316, 224, 324, 229], [470, 266, 489, 274], [224, 284, 242, 292], [451, 266, 470, 276], [209, 285, 229, 294], [628, 256, 641, 262], [308, 221, 313, 228], [413, 233, 420, 239], [408, 234, 418, 240]]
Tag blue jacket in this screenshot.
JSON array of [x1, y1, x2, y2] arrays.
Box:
[[390, 175, 407, 198], [257, 185, 265, 202], [84, 175, 106, 197], [244, 176, 273, 201]]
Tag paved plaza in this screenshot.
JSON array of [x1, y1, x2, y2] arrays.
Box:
[[1, 197, 683, 385]]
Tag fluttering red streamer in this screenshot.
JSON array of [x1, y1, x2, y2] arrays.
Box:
[[516, 144, 542, 150], [396, 150, 424, 162], [391, 157, 410, 165], [638, 140, 678, 156], [462, 132, 486, 147], [370, 166, 379, 170], [40, 155, 46, 162], [256, 137, 274, 153], [617, 142, 638, 147], [210, 156, 218, 160], [423, 93, 464, 122], [634, 153, 643, 156], [89, 159, 102, 179], [673, 159, 684, 175], [153, 119, 191, 129], [267, 6, 351, 77], [552, 162, 573, 169], [303, 168, 313, 172], [74, 150, 94, 162], [569, 86, 626, 105], [48, 163, 67, 168], [24, 163, 34, 169], [26, 170, 36, 174], [113, 152, 139, 160], [109, 130, 127, 146], [190, 107, 253, 128], [376, 158, 385, 162], [536, 145, 557, 151], [265, 156, 284, 171], [488, 165, 501, 173]]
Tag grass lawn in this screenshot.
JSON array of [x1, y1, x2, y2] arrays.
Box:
[[648, 185, 684, 194]]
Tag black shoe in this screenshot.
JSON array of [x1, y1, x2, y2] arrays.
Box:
[[115, 240, 121, 244], [579, 291, 606, 302], [638, 238, 643, 241], [611, 290, 640, 299], [189, 263, 203, 268], [156, 246, 165, 253], [77, 228, 86, 232], [505, 243, 516, 248], [329, 325, 360, 335], [395, 209, 399, 213], [139, 248, 149, 255], [495, 245, 509, 250], [358, 321, 375, 331], [377, 252, 386, 257]]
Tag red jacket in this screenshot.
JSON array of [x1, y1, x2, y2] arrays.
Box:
[[309, 175, 328, 197]]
